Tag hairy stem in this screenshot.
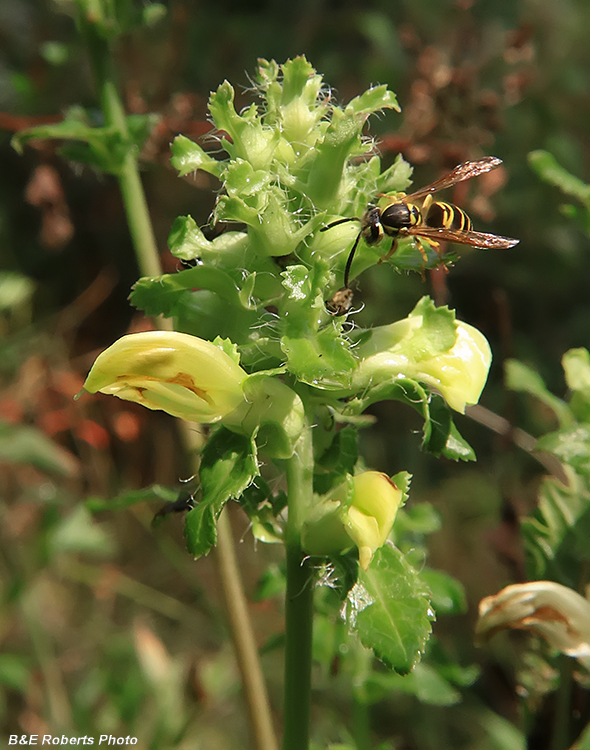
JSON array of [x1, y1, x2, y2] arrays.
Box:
[[283, 424, 315, 750]]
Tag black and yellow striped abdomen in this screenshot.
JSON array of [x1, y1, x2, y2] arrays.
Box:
[[424, 201, 473, 232]]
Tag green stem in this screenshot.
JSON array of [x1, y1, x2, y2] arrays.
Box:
[[351, 643, 373, 750], [77, 15, 161, 279], [550, 655, 573, 750], [351, 697, 371, 750], [283, 424, 315, 750]]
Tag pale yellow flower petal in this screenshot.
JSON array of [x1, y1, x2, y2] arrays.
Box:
[[83, 331, 247, 423]]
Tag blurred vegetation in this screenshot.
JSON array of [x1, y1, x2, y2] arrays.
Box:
[[1, 0, 590, 748]]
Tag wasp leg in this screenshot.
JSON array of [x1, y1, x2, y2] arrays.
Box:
[[415, 238, 431, 264], [343, 231, 362, 289], [378, 238, 398, 264]]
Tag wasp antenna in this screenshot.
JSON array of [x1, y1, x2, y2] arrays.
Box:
[[343, 231, 363, 289], [321, 216, 361, 232]]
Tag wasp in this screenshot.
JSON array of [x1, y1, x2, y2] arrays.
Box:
[[323, 156, 519, 315]]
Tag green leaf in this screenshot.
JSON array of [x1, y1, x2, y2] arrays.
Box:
[[40, 41, 69, 66], [529, 150, 590, 208], [281, 328, 356, 388], [537, 425, 590, 473], [280, 56, 321, 104], [348, 377, 474, 461], [170, 135, 223, 178], [214, 194, 266, 226], [167, 215, 208, 259], [11, 108, 109, 154], [239, 479, 285, 544], [0, 271, 35, 312], [345, 85, 400, 116], [143, 3, 167, 26], [409, 296, 458, 355], [225, 158, 272, 196], [419, 568, 467, 615], [184, 428, 258, 558], [571, 719, 590, 750], [351, 544, 434, 673], [393, 502, 442, 539], [479, 710, 526, 750], [505, 358, 573, 427], [521, 472, 590, 581], [364, 662, 461, 706], [0, 654, 31, 692], [327, 552, 360, 601], [184, 503, 217, 558], [171, 289, 261, 344], [0, 421, 78, 477], [12, 107, 156, 174], [255, 564, 286, 601], [443, 422, 476, 462], [86, 485, 178, 513], [130, 266, 245, 317], [125, 113, 159, 152], [566, 368, 590, 422], [314, 425, 359, 495], [49, 506, 116, 557], [563, 348, 590, 392], [422, 392, 452, 455], [200, 428, 258, 507], [375, 153, 413, 195], [208, 81, 280, 170], [300, 108, 364, 207]]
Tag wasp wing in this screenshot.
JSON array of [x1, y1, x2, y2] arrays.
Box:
[[408, 225, 519, 249], [403, 157, 503, 202]]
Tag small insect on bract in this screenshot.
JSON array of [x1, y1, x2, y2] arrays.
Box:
[[322, 156, 519, 316]]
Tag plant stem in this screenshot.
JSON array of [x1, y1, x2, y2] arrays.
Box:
[[351, 697, 372, 750], [215, 508, 279, 750], [351, 643, 373, 750], [550, 655, 573, 750], [77, 16, 161, 279], [78, 17, 277, 749], [283, 424, 315, 750]]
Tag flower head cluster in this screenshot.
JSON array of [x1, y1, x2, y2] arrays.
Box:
[[82, 57, 497, 572]]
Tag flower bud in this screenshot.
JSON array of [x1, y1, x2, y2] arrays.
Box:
[[344, 472, 404, 570], [82, 331, 247, 423], [302, 470, 405, 570], [352, 299, 492, 413]]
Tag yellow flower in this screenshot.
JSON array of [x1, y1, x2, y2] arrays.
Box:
[[83, 331, 247, 423], [344, 472, 403, 570], [302, 471, 405, 570], [353, 315, 492, 413]]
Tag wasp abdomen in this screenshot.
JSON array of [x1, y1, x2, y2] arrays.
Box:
[[425, 201, 473, 232]]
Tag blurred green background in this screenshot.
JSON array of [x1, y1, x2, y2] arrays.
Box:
[[1, 0, 589, 748]]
